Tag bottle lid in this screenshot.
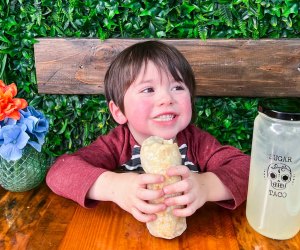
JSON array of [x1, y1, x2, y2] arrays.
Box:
[[258, 98, 300, 121]]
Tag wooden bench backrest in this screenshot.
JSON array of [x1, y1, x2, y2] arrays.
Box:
[[34, 38, 300, 97]]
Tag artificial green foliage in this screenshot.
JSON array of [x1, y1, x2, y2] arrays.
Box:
[[194, 97, 258, 153], [1, 0, 299, 157], [29, 94, 113, 157]]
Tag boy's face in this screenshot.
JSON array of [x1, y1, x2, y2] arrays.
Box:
[[119, 60, 192, 145]]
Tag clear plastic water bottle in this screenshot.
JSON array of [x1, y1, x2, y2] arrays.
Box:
[[246, 98, 300, 240]]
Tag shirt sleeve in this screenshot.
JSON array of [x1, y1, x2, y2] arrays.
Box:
[[46, 125, 131, 207], [183, 125, 250, 209]]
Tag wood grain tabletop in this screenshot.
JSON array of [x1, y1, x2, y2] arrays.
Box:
[[0, 183, 299, 250]]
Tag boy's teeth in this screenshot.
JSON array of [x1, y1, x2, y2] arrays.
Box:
[[154, 114, 175, 121]]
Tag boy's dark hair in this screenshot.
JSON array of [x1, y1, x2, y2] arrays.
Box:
[[104, 40, 196, 113]]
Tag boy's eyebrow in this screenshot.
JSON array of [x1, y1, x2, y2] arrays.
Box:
[[133, 78, 154, 85]]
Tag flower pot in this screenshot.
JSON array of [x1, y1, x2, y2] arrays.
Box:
[[0, 146, 49, 192]]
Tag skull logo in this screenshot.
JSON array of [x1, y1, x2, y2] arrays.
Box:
[[267, 163, 292, 190]]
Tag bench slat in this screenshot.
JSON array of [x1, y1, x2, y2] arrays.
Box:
[[34, 38, 300, 96]]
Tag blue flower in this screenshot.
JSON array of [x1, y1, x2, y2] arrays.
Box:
[[20, 106, 49, 145], [0, 124, 30, 161], [0, 118, 17, 146], [0, 106, 49, 161]]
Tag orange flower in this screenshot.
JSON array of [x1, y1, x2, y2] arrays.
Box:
[[0, 80, 28, 121]]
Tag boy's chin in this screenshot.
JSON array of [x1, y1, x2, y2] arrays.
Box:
[[151, 134, 177, 141]]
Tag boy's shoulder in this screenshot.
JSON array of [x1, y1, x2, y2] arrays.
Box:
[[100, 124, 136, 146], [102, 124, 131, 141], [107, 124, 130, 135], [181, 124, 206, 135]]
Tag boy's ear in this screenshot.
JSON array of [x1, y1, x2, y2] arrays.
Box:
[[109, 101, 127, 124]]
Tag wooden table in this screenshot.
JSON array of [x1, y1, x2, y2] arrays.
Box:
[[1, 183, 299, 250]]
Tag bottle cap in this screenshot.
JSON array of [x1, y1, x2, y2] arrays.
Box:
[[258, 98, 300, 121]]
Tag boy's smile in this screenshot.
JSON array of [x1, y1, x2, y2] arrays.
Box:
[[110, 60, 192, 145], [153, 113, 176, 122]]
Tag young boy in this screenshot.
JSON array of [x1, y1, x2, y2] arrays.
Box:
[[46, 40, 250, 223]]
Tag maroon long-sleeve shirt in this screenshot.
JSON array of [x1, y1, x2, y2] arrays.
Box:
[[46, 124, 250, 209]]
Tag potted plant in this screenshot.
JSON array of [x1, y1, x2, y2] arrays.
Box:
[[0, 80, 49, 192]]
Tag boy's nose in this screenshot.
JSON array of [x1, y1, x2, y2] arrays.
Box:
[[157, 90, 174, 105]]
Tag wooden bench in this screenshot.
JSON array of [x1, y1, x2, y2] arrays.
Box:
[[34, 38, 300, 97]]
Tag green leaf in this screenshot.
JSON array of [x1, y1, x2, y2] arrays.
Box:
[[4, 16, 18, 30], [270, 16, 277, 27], [198, 25, 208, 40], [149, 21, 155, 35], [153, 16, 167, 26], [0, 34, 11, 44], [282, 3, 298, 17], [224, 119, 232, 128], [140, 7, 157, 17], [219, 4, 233, 27], [282, 16, 293, 28], [205, 108, 211, 117], [0, 54, 7, 78], [182, 2, 197, 14]]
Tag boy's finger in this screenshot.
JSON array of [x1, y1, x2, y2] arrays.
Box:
[[131, 207, 157, 223], [138, 173, 164, 185], [164, 193, 193, 207], [136, 201, 167, 215], [163, 178, 192, 194], [136, 187, 164, 201], [166, 165, 190, 178], [172, 204, 197, 217]]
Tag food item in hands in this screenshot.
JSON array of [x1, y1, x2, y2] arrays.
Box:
[[140, 136, 187, 239]]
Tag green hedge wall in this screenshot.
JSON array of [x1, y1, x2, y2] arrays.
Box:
[[1, 0, 299, 158]]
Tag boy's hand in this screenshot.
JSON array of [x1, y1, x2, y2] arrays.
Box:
[[113, 172, 167, 222], [162, 165, 206, 217], [103, 172, 166, 223], [162, 165, 233, 217]]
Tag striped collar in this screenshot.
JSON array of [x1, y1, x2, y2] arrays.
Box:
[[120, 144, 199, 173]]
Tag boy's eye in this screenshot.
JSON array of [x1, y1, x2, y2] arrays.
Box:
[[172, 85, 185, 91], [141, 87, 154, 93]]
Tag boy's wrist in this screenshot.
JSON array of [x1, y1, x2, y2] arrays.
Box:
[[197, 172, 232, 202], [87, 171, 118, 202]]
